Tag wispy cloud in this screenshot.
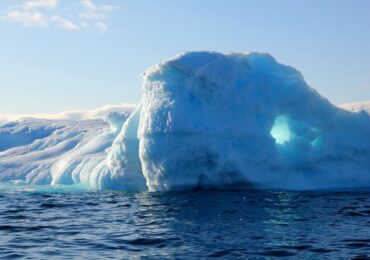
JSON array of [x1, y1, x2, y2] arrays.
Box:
[[4, 10, 48, 27], [2, 0, 56, 27], [23, 0, 59, 10], [51, 16, 79, 31], [81, 0, 116, 12], [2, 0, 117, 31], [79, 0, 117, 31]]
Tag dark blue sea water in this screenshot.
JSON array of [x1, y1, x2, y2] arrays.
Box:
[[1, 183, 370, 259]]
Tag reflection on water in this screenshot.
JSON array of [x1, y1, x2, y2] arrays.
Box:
[[0, 184, 370, 258]]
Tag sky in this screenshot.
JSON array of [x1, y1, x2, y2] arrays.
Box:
[[0, 0, 370, 114]]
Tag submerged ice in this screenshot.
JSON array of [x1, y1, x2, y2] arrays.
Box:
[[1, 51, 370, 191]]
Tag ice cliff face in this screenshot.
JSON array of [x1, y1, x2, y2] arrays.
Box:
[[1, 52, 370, 191]]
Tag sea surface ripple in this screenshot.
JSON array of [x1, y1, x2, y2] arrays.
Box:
[[0, 184, 370, 259]]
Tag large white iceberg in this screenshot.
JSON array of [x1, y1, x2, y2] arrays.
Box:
[[134, 51, 370, 190], [1, 51, 370, 191]]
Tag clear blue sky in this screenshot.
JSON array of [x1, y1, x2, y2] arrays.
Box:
[[1, 0, 370, 114]]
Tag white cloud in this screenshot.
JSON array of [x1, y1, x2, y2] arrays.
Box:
[[79, 0, 119, 30], [23, 0, 58, 10], [2, 0, 117, 31], [59, 20, 79, 31], [4, 10, 48, 27], [51, 15, 79, 31], [81, 0, 96, 10], [81, 0, 117, 12]]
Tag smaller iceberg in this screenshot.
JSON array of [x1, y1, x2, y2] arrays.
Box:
[[0, 107, 134, 188]]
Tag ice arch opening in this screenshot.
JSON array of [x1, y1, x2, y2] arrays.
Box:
[[271, 116, 291, 145]]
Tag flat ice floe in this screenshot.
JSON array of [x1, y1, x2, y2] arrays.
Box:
[[1, 52, 370, 191]]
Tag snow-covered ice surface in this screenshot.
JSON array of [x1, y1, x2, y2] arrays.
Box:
[[0, 107, 135, 189], [1, 51, 370, 191]]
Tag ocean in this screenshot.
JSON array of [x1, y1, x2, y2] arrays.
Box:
[[0, 183, 369, 259]]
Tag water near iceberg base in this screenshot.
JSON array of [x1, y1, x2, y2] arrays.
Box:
[[1, 189, 370, 258], [1, 51, 370, 191]]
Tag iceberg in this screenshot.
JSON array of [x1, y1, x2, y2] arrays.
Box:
[[0, 106, 135, 188], [1, 51, 370, 191], [135, 51, 370, 190]]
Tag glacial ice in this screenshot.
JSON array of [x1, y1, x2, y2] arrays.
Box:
[[0, 51, 370, 191], [0, 107, 134, 188], [137, 51, 370, 190]]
